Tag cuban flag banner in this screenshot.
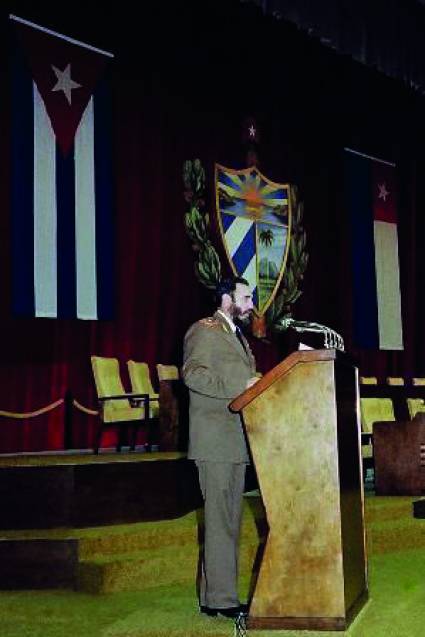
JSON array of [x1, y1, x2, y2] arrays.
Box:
[[10, 15, 114, 319], [344, 148, 403, 350]]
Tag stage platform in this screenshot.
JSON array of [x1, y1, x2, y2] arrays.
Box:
[[0, 449, 423, 601], [0, 450, 202, 589], [0, 450, 262, 590], [0, 450, 202, 530]]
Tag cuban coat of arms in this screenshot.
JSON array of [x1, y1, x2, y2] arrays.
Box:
[[215, 164, 292, 317]]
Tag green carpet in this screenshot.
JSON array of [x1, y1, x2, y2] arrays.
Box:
[[1, 494, 425, 636]]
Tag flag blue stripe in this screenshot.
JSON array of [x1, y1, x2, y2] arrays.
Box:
[[222, 212, 236, 232], [11, 45, 35, 317], [345, 152, 379, 348], [93, 77, 114, 320], [232, 224, 255, 275], [263, 188, 286, 200], [219, 171, 242, 192], [56, 146, 76, 319]]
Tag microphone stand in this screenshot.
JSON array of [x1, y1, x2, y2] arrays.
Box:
[[277, 317, 345, 352]]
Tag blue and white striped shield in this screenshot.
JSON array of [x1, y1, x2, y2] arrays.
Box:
[[215, 164, 291, 315]]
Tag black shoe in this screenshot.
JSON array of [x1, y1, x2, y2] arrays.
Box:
[[200, 604, 248, 618]]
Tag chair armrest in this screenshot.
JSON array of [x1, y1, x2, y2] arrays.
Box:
[[361, 432, 373, 445], [129, 393, 151, 408], [98, 393, 150, 408], [98, 393, 149, 402]]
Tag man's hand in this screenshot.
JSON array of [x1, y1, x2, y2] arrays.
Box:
[[246, 377, 259, 389]]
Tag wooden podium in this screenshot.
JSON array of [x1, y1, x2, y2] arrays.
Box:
[[230, 349, 368, 630]]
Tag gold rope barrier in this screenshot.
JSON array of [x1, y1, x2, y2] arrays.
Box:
[[72, 399, 99, 416], [0, 397, 99, 420], [0, 398, 64, 419]]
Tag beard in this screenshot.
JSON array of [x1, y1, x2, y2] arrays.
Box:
[[231, 303, 252, 325]]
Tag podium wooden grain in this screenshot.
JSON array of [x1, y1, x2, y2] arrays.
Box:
[[230, 349, 368, 630]]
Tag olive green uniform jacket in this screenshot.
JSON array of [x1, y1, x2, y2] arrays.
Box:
[[182, 311, 256, 463]]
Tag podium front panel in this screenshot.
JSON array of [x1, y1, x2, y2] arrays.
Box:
[[243, 359, 345, 618], [237, 352, 367, 629]]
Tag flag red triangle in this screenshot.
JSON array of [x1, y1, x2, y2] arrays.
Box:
[[14, 21, 110, 156]]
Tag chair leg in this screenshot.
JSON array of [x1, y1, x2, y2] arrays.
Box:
[[117, 425, 129, 453], [95, 427, 103, 454], [130, 424, 138, 452], [148, 418, 159, 451], [144, 419, 153, 452]]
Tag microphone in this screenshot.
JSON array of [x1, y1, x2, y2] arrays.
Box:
[[277, 317, 345, 352]]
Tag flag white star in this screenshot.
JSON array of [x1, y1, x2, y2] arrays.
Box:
[[378, 182, 390, 202], [248, 124, 256, 138], [51, 64, 82, 105]]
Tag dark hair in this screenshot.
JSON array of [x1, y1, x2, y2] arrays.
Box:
[[215, 276, 249, 306]]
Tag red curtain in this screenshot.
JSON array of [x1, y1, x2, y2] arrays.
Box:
[[0, 3, 425, 452]]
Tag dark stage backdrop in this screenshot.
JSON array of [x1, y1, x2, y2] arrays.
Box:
[[1, 1, 425, 452]]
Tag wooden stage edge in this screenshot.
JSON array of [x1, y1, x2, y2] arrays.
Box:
[[0, 448, 184, 467], [0, 450, 203, 530], [247, 590, 369, 631]]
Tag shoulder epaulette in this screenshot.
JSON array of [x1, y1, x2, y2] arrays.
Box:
[[197, 316, 233, 335], [199, 316, 222, 329]]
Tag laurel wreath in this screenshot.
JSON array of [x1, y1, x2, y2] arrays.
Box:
[[266, 184, 309, 329], [182, 159, 308, 331], [182, 159, 221, 289]]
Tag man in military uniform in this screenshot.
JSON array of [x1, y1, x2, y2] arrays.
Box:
[[182, 277, 258, 619]]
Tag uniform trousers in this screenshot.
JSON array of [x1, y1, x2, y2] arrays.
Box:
[[196, 460, 246, 609]]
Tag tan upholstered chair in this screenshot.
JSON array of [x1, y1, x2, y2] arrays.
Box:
[[412, 378, 425, 385], [408, 378, 425, 419], [91, 355, 150, 453], [386, 377, 405, 386], [359, 376, 378, 385], [157, 364, 179, 382], [359, 376, 395, 462], [360, 397, 395, 434], [126, 360, 160, 450], [127, 361, 159, 419]]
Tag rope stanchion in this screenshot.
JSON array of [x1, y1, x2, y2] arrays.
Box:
[[72, 399, 99, 416], [0, 398, 64, 419], [0, 398, 98, 418]]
